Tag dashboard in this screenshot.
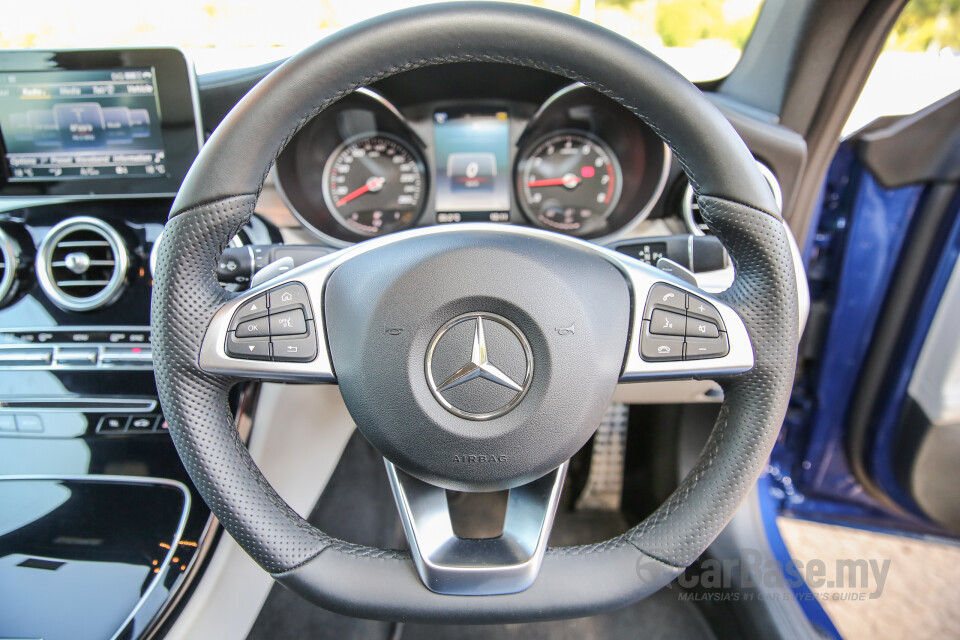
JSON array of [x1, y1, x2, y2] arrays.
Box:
[[274, 64, 670, 245]]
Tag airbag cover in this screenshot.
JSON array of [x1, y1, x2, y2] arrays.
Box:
[[324, 230, 630, 491]]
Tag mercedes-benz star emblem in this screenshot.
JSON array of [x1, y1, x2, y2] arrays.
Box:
[[425, 313, 533, 420]]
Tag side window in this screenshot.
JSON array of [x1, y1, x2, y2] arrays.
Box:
[[845, 0, 960, 136]]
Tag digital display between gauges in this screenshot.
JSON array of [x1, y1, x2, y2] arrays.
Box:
[[517, 131, 623, 235], [433, 109, 512, 222], [322, 133, 426, 237]]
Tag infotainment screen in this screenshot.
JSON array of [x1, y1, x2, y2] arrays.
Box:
[[433, 109, 511, 223], [0, 48, 201, 197], [0, 69, 166, 181]]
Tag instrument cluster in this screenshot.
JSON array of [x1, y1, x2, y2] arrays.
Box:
[[274, 80, 670, 246]]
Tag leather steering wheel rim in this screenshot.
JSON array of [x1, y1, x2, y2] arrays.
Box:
[[152, 2, 799, 623]]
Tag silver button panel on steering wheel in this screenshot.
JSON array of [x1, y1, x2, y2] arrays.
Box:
[[198, 224, 754, 384], [639, 284, 729, 362], [224, 282, 318, 363]]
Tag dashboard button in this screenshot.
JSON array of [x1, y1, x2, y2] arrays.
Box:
[[100, 346, 152, 367], [649, 309, 685, 336], [268, 283, 312, 318], [128, 415, 155, 431], [235, 316, 269, 339], [226, 333, 271, 360], [0, 416, 16, 432], [0, 348, 53, 366], [644, 284, 687, 319], [685, 334, 729, 360], [97, 416, 127, 432], [15, 415, 43, 432], [639, 321, 683, 362], [54, 348, 98, 366], [685, 316, 719, 339], [269, 309, 307, 336]]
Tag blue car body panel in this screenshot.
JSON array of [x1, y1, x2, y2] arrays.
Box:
[[767, 142, 960, 537]]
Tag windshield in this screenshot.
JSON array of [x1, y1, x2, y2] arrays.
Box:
[[0, 0, 764, 81]]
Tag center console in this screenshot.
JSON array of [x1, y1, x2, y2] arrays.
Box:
[[0, 48, 230, 640], [0, 477, 190, 640]]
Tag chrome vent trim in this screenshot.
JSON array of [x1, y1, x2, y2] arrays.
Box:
[[682, 161, 783, 236], [0, 227, 18, 306], [37, 217, 129, 312]]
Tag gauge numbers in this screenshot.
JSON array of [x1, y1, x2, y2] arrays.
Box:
[[322, 134, 425, 237], [518, 131, 622, 235]]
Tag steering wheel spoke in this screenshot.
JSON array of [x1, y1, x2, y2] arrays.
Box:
[[198, 252, 341, 382], [611, 252, 754, 382], [386, 459, 568, 596]]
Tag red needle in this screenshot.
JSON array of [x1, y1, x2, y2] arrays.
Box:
[[526, 177, 581, 188], [335, 177, 384, 207]]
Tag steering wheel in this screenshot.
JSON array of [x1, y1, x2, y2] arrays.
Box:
[[152, 2, 799, 623]]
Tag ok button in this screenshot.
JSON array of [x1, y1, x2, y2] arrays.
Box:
[[236, 316, 269, 338]]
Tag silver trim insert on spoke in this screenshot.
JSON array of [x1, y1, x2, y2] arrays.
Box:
[[385, 460, 567, 596], [198, 223, 754, 382]]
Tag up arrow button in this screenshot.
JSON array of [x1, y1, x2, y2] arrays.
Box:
[[232, 294, 267, 329]]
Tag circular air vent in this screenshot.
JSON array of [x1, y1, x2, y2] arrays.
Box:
[[0, 227, 21, 307], [37, 217, 129, 311], [682, 162, 783, 236]]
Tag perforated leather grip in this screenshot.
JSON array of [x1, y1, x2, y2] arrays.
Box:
[[152, 1, 798, 622]]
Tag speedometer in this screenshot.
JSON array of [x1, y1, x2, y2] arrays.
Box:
[[322, 134, 425, 237], [517, 131, 622, 235]]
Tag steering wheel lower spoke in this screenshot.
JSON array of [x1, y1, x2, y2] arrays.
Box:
[[386, 460, 568, 596]]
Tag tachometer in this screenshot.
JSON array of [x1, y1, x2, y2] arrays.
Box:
[[517, 131, 622, 235], [322, 134, 425, 237]]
